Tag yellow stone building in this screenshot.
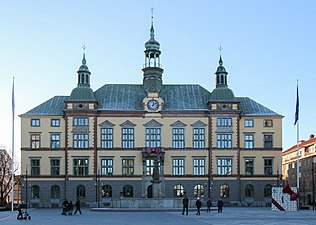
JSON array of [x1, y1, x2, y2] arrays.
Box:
[[20, 22, 283, 208]]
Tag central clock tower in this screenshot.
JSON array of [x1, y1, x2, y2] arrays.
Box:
[[142, 17, 164, 112]]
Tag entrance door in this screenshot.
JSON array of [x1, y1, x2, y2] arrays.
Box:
[[147, 185, 153, 198]]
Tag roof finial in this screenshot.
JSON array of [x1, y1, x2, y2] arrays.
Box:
[[218, 45, 223, 66], [150, 7, 155, 39], [82, 42, 87, 65]]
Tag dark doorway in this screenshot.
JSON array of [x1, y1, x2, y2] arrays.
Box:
[[147, 185, 153, 198]]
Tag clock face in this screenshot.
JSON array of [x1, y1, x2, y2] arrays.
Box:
[[147, 100, 159, 111]]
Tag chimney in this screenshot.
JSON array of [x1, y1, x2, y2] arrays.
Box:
[[310, 134, 315, 139]]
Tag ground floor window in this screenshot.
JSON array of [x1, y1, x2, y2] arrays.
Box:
[[220, 184, 229, 198], [173, 184, 184, 197], [264, 184, 272, 197], [102, 185, 112, 197], [31, 185, 40, 198], [245, 184, 254, 197], [194, 184, 204, 197], [123, 185, 133, 197], [51, 185, 60, 199], [76, 185, 86, 198]]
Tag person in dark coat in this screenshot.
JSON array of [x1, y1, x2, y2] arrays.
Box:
[[217, 198, 223, 213], [195, 197, 202, 215], [17, 203, 23, 220], [181, 193, 189, 215], [74, 199, 82, 215], [61, 199, 69, 215], [206, 198, 212, 213]]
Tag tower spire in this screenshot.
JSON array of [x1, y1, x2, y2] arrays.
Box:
[[215, 46, 228, 88], [142, 7, 164, 92]]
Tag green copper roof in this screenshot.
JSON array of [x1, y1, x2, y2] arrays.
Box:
[[69, 86, 96, 101], [209, 87, 236, 102], [145, 24, 160, 51], [21, 84, 281, 117]]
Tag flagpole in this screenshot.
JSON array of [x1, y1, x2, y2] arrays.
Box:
[[11, 77, 15, 212], [295, 80, 300, 190], [296, 119, 299, 189]]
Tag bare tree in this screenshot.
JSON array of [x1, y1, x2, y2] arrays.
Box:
[[0, 149, 18, 207]]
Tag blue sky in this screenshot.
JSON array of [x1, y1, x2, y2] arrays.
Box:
[[1, 0, 315, 162]]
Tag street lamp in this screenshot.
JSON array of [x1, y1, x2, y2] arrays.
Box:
[[312, 157, 316, 210]]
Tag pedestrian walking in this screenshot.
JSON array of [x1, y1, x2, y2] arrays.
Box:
[[181, 192, 189, 215], [74, 199, 82, 215], [206, 198, 212, 213], [217, 198, 223, 213], [17, 203, 23, 220], [195, 197, 202, 215]]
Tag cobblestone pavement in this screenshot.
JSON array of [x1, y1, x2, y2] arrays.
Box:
[[1, 207, 316, 225]]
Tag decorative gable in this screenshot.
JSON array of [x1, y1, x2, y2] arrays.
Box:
[[191, 120, 207, 128], [99, 120, 115, 128], [170, 120, 187, 127], [120, 120, 136, 127], [144, 119, 163, 127]]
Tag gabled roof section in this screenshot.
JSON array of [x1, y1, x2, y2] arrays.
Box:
[[95, 84, 146, 111], [20, 96, 68, 116], [237, 97, 281, 116], [161, 84, 210, 111]]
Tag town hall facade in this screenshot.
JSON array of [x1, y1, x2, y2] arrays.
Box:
[[20, 21, 283, 208]]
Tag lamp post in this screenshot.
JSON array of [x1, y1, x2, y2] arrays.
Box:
[[0, 180, 3, 207], [312, 157, 316, 210]]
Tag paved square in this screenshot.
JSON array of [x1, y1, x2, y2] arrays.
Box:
[[1, 208, 316, 225]]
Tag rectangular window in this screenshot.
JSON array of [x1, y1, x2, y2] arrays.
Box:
[[217, 158, 232, 175], [51, 119, 60, 127], [31, 159, 40, 176], [73, 158, 89, 176], [264, 119, 273, 127], [172, 128, 185, 149], [217, 118, 232, 127], [122, 128, 134, 149], [73, 134, 89, 148], [50, 159, 60, 176], [193, 128, 205, 148], [101, 128, 113, 149], [245, 158, 254, 175], [122, 159, 134, 175], [31, 119, 40, 127], [244, 134, 254, 149], [172, 158, 185, 175], [51, 134, 60, 149], [264, 159, 273, 175], [145, 159, 160, 176], [101, 158, 113, 175], [193, 158, 205, 175], [244, 119, 254, 127], [146, 128, 161, 148], [217, 133, 232, 149], [264, 134, 273, 149], [73, 117, 89, 126], [31, 134, 41, 149]]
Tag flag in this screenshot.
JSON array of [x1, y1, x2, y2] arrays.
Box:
[[12, 77, 15, 118], [294, 83, 299, 125]]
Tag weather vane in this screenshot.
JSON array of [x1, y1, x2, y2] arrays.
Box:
[[219, 45, 223, 55], [82, 41, 86, 54]]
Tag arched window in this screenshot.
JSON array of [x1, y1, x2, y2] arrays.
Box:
[[51, 185, 60, 199], [264, 184, 273, 197], [102, 185, 112, 197], [76, 185, 86, 198], [245, 184, 254, 198], [31, 185, 40, 198], [123, 185, 133, 197], [173, 184, 184, 197], [194, 184, 204, 197], [220, 184, 229, 198]]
